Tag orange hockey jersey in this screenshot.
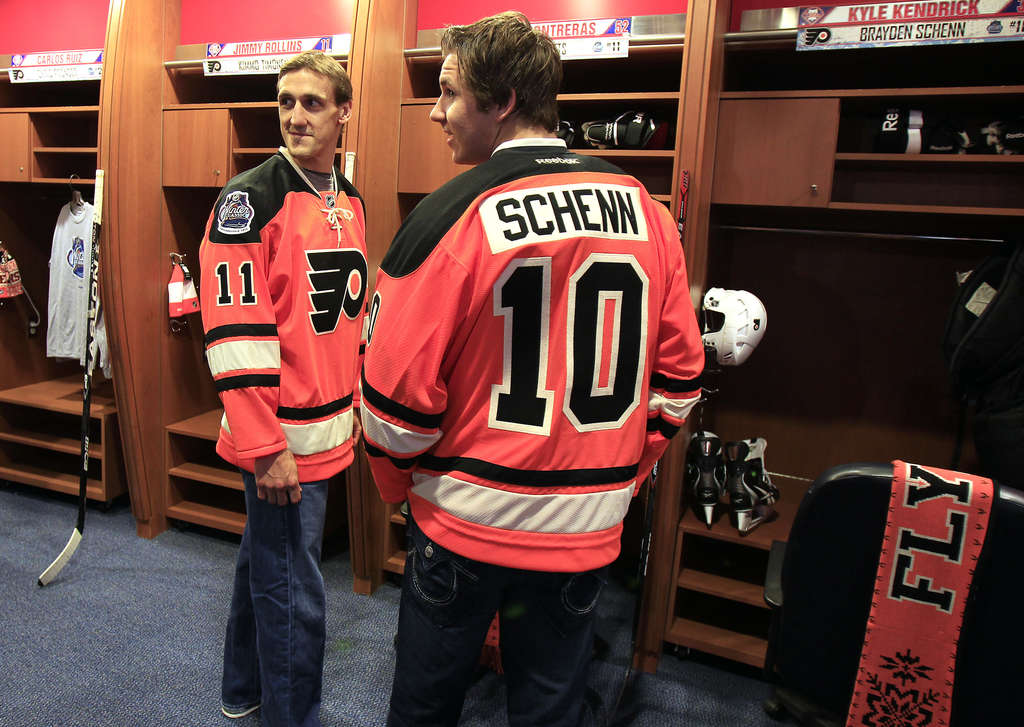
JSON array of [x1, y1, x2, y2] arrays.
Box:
[[361, 140, 704, 572], [200, 150, 367, 482]]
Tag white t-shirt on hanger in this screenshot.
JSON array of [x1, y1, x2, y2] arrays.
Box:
[[47, 201, 110, 376]]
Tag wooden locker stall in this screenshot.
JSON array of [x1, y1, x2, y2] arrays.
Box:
[[98, 0, 373, 542], [0, 1, 128, 511], [656, 21, 1024, 670]]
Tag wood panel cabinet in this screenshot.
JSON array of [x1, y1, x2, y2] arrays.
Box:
[[0, 113, 30, 181], [398, 103, 464, 193], [712, 97, 838, 207], [162, 108, 230, 187]]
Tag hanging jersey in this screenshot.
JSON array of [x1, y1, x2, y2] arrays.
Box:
[[47, 202, 108, 369], [200, 152, 368, 482], [361, 141, 704, 572]]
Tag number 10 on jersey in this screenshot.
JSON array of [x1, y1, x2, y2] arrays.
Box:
[[488, 253, 648, 436]]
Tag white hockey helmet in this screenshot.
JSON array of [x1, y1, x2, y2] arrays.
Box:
[[701, 288, 766, 366]]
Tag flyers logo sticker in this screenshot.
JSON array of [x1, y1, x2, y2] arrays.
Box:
[[802, 27, 832, 45], [217, 191, 255, 235]]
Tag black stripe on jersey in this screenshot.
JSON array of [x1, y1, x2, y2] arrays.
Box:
[[205, 323, 279, 346], [277, 394, 353, 421], [361, 372, 443, 429], [650, 372, 703, 394], [647, 417, 681, 439], [364, 442, 419, 470], [215, 373, 281, 392], [419, 455, 639, 488], [208, 153, 362, 245], [381, 146, 627, 278]]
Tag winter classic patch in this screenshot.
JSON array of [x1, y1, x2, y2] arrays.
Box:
[[217, 191, 255, 235]]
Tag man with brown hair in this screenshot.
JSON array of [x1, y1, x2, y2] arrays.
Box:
[[361, 11, 704, 727], [200, 50, 366, 727]]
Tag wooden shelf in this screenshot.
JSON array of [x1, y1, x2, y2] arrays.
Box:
[[721, 84, 1024, 99], [0, 463, 104, 500], [664, 617, 767, 668], [166, 500, 246, 535], [4, 105, 101, 113], [0, 376, 115, 417], [168, 462, 242, 490], [835, 153, 1024, 164], [0, 430, 96, 457], [163, 101, 277, 111], [679, 475, 803, 550], [33, 147, 99, 154], [677, 569, 767, 609], [166, 409, 222, 440], [827, 201, 1024, 216], [384, 551, 405, 574], [575, 149, 676, 158]]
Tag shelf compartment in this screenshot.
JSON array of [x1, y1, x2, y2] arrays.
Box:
[[677, 569, 767, 609], [679, 533, 771, 603], [0, 376, 116, 416], [0, 463, 104, 501], [669, 589, 771, 665], [831, 159, 1024, 211], [166, 493, 246, 535], [168, 462, 242, 490], [0, 429, 97, 457], [664, 616, 768, 668], [166, 409, 223, 440]]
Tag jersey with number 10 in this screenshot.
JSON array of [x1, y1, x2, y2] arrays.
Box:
[[361, 141, 704, 572]]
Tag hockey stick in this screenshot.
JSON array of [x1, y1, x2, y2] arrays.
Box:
[[606, 462, 658, 727], [38, 169, 104, 587]]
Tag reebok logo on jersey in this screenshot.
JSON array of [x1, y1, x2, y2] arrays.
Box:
[[217, 191, 255, 235], [534, 157, 581, 165], [479, 183, 648, 254]]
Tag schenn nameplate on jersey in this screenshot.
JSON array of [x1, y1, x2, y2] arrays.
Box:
[[479, 183, 648, 254]]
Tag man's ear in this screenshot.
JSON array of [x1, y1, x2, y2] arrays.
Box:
[[338, 100, 353, 125], [494, 89, 517, 122]]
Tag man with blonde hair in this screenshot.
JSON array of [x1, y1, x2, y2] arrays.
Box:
[[200, 50, 366, 727]]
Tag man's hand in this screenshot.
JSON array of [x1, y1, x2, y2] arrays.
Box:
[[352, 408, 362, 443], [254, 449, 301, 505]]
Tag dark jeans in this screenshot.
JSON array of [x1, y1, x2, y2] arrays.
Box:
[[388, 515, 607, 727], [221, 470, 328, 727]]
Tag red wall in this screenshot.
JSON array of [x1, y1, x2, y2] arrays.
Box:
[[0, 0, 108, 56], [180, 0, 356, 45]]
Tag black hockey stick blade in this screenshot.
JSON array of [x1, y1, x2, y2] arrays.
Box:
[[39, 169, 104, 587]]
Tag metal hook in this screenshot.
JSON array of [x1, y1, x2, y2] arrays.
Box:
[[170, 252, 186, 264]]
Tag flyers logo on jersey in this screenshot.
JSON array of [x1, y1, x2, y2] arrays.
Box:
[[306, 249, 367, 334], [479, 183, 648, 254], [217, 191, 256, 235]]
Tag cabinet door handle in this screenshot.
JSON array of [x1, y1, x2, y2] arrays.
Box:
[[214, 169, 221, 176], [810, 183, 818, 194]]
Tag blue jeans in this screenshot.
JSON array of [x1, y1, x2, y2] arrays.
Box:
[[388, 515, 607, 727], [222, 471, 328, 727]]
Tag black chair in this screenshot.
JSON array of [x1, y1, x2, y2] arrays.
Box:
[[761, 462, 1024, 726]]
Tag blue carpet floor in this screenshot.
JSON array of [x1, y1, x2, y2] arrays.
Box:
[[0, 482, 790, 726]]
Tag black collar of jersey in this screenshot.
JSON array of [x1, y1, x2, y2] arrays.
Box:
[[381, 145, 623, 278]]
